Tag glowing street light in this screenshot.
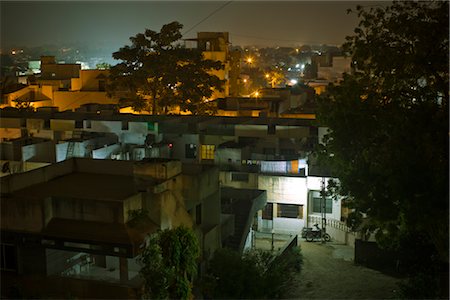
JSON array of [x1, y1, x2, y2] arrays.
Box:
[[246, 57, 253, 64]]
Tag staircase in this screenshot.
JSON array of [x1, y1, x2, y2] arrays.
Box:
[[223, 198, 254, 252], [66, 142, 75, 159]]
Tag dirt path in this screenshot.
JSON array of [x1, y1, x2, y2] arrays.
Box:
[[286, 241, 402, 299]]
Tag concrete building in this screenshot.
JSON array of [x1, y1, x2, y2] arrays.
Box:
[[0, 110, 347, 240], [1, 157, 225, 298]]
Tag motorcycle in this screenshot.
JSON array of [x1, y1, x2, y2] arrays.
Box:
[[303, 223, 331, 242]]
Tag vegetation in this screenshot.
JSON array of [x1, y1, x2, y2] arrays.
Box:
[[107, 21, 225, 115], [203, 247, 302, 299], [139, 226, 200, 300], [316, 1, 448, 297]]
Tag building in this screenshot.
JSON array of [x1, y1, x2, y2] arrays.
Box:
[[1, 157, 226, 298], [0, 109, 349, 239]]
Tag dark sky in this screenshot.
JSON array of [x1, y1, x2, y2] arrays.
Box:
[[1, 1, 388, 49]]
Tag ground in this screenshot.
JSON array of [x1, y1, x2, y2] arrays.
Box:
[[286, 241, 402, 299]]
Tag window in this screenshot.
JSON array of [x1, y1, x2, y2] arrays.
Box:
[[0, 244, 17, 271], [75, 120, 83, 128], [277, 204, 304, 219], [311, 190, 332, 214], [268, 124, 276, 134], [263, 147, 275, 155], [262, 203, 273, 220], [231, 172, 249, 182], [201, 145, 215, 160], [196, 204, 202, 225], [185, 144, 197, 159], [122, 121, 129, 130], [98, 80, 106, 91], [85, 120, 92, 129]]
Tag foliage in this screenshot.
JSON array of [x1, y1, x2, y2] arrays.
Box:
[[203, 247, 302, 299], [264, 69, 285, 88], [95, 62, 111, 69], [107, 21, 225, 115], [316, 1, 448, 296], [14, 99, 35, 112], [139, 226, 200, 299]]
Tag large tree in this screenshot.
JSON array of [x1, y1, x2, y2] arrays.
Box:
[[107, 21, 225, 115], [316, 1, 448, 297], [139, 226, 200, 299]]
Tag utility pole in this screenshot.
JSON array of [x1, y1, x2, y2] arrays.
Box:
[[321, 177, 327, 243]]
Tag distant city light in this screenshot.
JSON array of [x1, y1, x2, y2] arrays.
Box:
[[265, 74, 270, 78], [246, 57, 253, 64], [295, 64, 300, 68], [243, 78, 248, 83], [290, 79, 298, 85]]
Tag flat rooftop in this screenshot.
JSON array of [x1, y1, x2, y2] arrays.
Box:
[[14, 172, 137, 202]]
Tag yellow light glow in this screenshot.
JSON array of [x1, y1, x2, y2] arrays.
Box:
[[253, 91, 260, 97], [246, 57, 253, 64], [265, 74, 270, 78], [243, 78, 248, 83]]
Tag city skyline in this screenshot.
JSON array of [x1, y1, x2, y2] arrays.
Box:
[[1, 1, 387, 50]]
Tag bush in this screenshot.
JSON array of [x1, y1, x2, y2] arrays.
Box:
[[203, 246, 303, 299]]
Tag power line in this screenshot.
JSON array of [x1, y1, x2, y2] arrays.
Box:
[[182, 1, 233, 37]]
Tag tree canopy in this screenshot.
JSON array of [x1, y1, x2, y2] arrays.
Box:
[[107, 21, 225, 115], [316, 1, 448, 296], [139, 226, 200, 299]]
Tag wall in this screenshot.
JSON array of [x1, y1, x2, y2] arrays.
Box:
[[52, 91, 116, 111], [0, 128, 22, 140], [219, 171, 259, 189], [306, 176, 341, 222], [92, 144, 121, 159], [22, 140, 56, 163]]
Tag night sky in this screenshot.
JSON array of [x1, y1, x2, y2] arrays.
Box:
[[1, 1, 387, 49]]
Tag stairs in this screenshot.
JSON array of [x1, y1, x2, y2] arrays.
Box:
[[66, 142, 75, 159], [222, 198, 254, 252]]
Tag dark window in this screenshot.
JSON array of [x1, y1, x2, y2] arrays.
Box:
[[44, 119, 50, 129], [263, 148, 276, 155], [231, 173, 249, 182], [185, 144, 197, 159], [277, 204, 303, 219], [86, 120, 92, 129], [280, 148, 295, 156], [122, 121, 128, 130], [0, 244, 17, 271], [75, 120, 83, 128], [262, 203, 273, 220], [268, 124, 276, 134], [196, 204, 202, 225], [311, 191, 332, 214], [98, 80, 106, 91]]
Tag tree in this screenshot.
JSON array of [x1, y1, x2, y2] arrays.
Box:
[[107, 21, 225, 115], [95, 62, 111, 70], [203, 247, 302, 299], [316, 1, 448, 297], [139, 226, 200, 299]]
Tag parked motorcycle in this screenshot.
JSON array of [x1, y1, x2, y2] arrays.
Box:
[[304, 223, 331, 242]]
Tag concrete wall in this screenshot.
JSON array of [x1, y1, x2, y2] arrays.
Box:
[[219, 171, 259, 189], [92, 144, 121, 159], [50, 197, 124, 223], [0, 128, 22, 140], [22, 140, 56, 163], [53, 92, 116, 111]]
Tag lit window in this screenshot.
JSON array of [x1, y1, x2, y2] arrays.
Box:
[[201, 145, 215, 160]]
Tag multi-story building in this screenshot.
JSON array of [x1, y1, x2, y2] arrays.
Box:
[[1, 157, 231, 298], [0, 109, 348, 239]]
